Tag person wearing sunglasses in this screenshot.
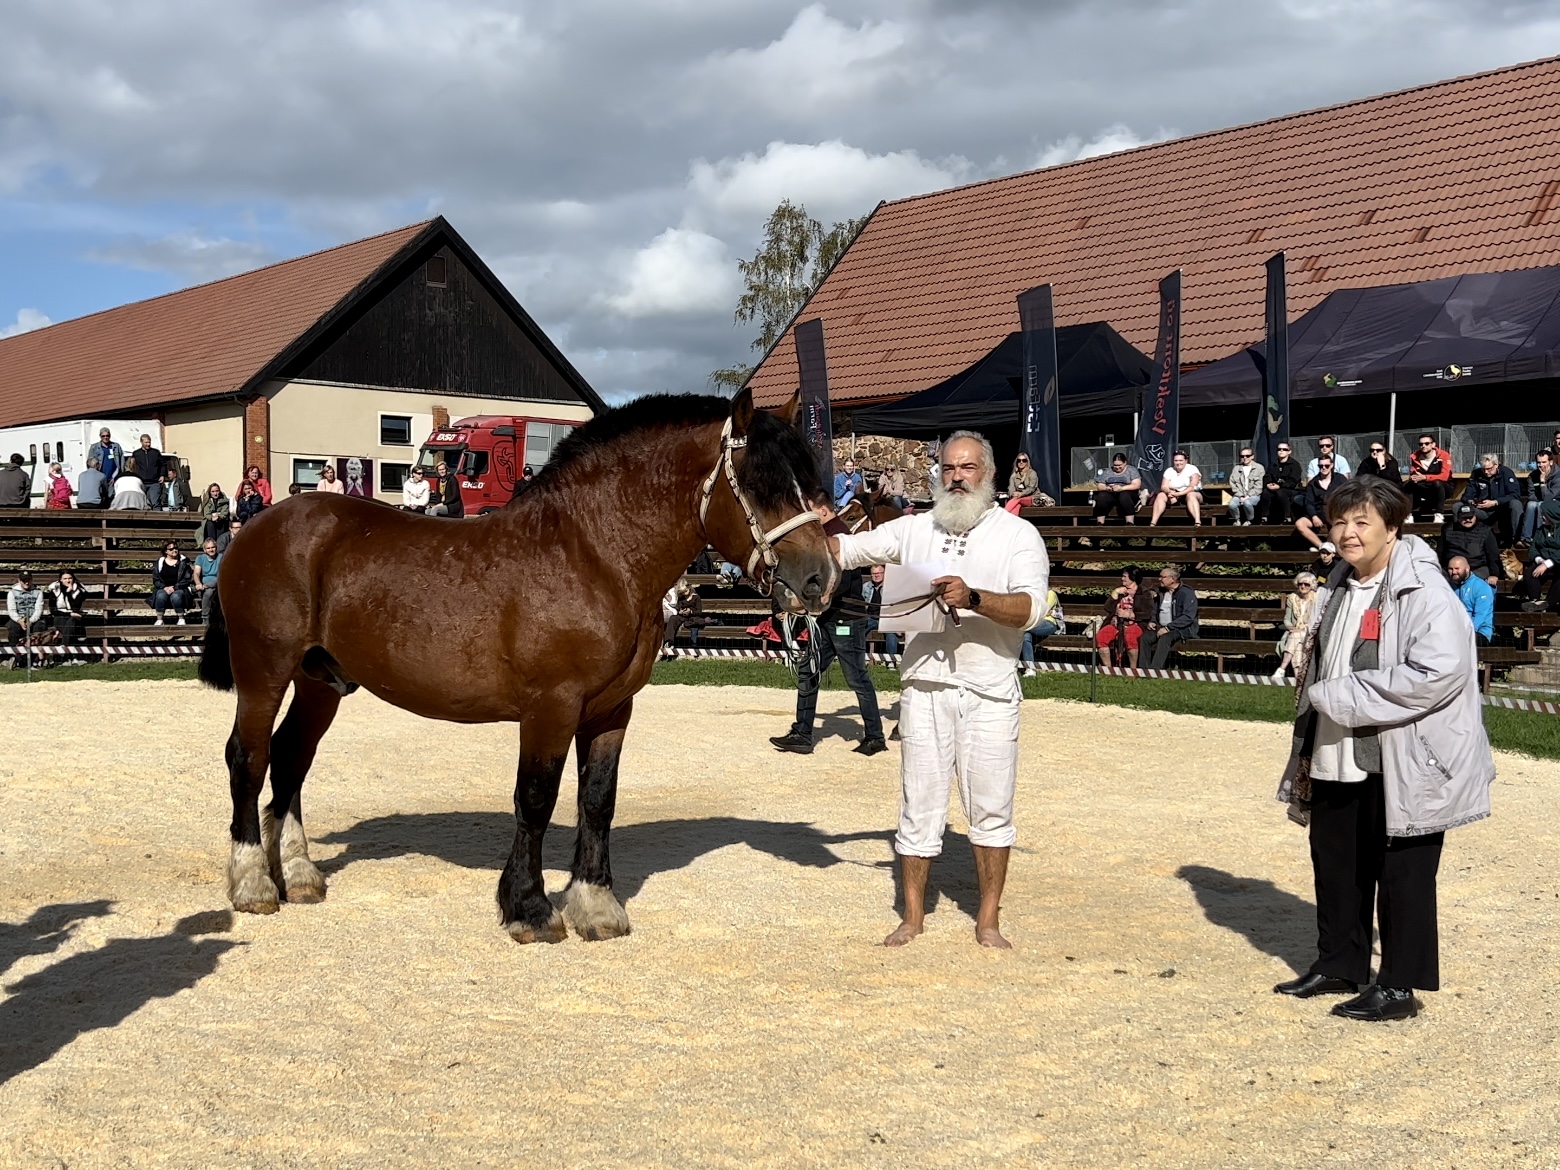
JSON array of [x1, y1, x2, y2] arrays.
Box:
[[1356, 442, 1402, 485], [1004, 453, 1039, 514], [1227, 447, 1265, 525], [1304, 436, 1351, 480], [149, 541, 194, 626], [1407, 434, 1453, 522], [1259, 442, 1304, 524], [1296, 457, 1345, 550], [1272, 571, 1318, 679]]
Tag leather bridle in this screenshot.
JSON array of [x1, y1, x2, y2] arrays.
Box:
[[697, 416, 820, 595]]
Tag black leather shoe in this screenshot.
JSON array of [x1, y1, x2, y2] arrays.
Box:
[[769, 733, 813, 754], [854, 738, 888, 756], [1331, 985, 1419, 1021], [1273, 973, 1359, 998]]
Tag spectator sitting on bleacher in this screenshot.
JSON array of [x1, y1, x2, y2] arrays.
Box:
[[6, 570, 46, 664], [1519, 448, 1558, 544], [77, 458, 108, 509], [1439, 503, 1502, 587], [234, 479, 265, 522], [239, 465, 273, 506], [834, 459, 863, 509], [215, 517, 243, 554], [1407, 434, 1452, 522], [1096, 567, 1146, 669], [1464, 452, 1521, 547], [199, 483, 230, 543], [1356, 442, 1403, 484], [1004, 454, 1039, 514], [1446, 556, 1494, 646], [428, 460, 464, 518], [193, 538, 223, 623], [400, 467, 431, 512], [110, 459, 150, 510], [1092, 452, 1142, 524], [45, 462, 72, 509], [1305, 436, 1351, 479], [1227, 446, 1264, 525], [1519, 497, 1560, 614], [1149, 451, 1202, 527], [49, 570, 88, 650], [134, 434, 165, 508], [1296, 457, 1345, 549], [1141, 565, 1198, 669], [0, 453, 30, 508], [1018, 589, 1062, 677], [1259, 442, 1303, 524], [882, 467, 908, 510], [1312, 541, 1340, 577], [1273, 571, 1318, 680], [150, 541, 194, 626], [159, 466, 186, 512]]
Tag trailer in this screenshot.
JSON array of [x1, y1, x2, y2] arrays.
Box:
[[0, 418, 163, 506]]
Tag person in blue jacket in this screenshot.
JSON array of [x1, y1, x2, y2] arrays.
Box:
[[1446, 556, 1494, 645], [833, 458, 863, 509]]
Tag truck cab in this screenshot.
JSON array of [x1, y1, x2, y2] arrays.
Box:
[[415, 415, 577, 514]]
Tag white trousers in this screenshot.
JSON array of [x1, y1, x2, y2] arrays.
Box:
[[896, 681, 1020, 857]]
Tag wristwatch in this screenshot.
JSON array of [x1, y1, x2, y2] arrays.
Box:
[[965, 589, 983, 611]]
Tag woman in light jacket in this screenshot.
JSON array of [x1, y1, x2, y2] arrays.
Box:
[[1003, 454, 1039, 514], [1274, 477, 1495, 1021], [1272, 571, 1317, 680]]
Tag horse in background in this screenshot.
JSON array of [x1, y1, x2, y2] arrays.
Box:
[[837, 481, 905, 533], [200, 388, 838, 944]]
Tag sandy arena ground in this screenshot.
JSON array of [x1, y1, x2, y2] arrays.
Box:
[[0, 679, 1556, 1168]]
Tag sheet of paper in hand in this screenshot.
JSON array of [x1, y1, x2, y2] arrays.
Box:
[[878, 562, 948, 635]]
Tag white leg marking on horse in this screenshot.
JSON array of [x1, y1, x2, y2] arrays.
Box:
[[259, 803, 282, 884], [278, 811, 326, 903], [559, 881, 631, 941], [228, 840, 280, 914]]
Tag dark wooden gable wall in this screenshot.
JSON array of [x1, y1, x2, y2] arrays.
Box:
[[297, 246, 585, 404]]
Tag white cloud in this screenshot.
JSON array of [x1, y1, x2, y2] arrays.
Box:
[[85, 232, 276, 282], [1035, 123, 1177, 169], [605, 227, 739, 318], [688, 140, 968, 228], [0, 308, 53, 338]]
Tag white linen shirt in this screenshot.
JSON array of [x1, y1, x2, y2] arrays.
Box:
[[835, 506, 1050, 701]]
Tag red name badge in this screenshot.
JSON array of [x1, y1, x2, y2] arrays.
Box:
[[1359, 608, 1381, 641]]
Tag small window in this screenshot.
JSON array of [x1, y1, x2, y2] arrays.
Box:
[[292, 458, 327, 486], [380, 414, 413, 446], [380, 463, 412, 494], [425, 255, 447, 287]]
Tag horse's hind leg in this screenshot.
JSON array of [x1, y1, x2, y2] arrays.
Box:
[[497, 717, 571, 944], [226, 682, 289, 914], [561, 700, 633, 941], [264, 677, 342, 904]]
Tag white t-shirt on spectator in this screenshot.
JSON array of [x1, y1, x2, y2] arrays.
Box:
[[1161, 465, 1201, 494]]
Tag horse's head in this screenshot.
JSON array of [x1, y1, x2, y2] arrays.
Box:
[[698, 388, 839, 614]]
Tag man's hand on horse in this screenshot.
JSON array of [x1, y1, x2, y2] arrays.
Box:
[[932, 575, 972, 609]]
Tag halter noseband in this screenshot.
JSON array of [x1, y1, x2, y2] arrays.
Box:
[[697, 416, 820, 593]]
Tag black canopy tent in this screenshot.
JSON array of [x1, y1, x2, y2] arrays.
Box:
[[847, 321, 1153, 437], [1182, 264, 1560, 406]]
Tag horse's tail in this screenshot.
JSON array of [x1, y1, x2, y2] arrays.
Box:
[[198, 587, 234, 691]]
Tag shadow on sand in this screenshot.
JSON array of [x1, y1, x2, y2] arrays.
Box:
[[0, 909, 240, 1086], [1176, 864, 1317, 974]]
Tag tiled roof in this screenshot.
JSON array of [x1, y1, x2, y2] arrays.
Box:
[[0, 222, 433, 428], [750, 56, 1560, 409]]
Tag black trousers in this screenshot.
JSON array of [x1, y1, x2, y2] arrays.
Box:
[[791, 619, 884, 742], [1258, 486, 1302, 524], [1141, 627, 1186, 669], [1409, 480, 1447, 519], [1093, 490, 1137, 521], [1308, 776, 1444, 991]]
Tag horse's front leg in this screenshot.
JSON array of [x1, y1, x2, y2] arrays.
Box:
[[561, 700, 633, 941], [497, 719, 570, 944]]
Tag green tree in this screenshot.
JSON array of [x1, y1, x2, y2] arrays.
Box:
[[710, 199, 867, 389]]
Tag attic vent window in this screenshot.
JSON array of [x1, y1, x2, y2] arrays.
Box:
[[425, 255, 447, 287]]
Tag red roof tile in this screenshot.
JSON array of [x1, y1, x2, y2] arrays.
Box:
[[0, 222, 433, 428], [750, 56, 1560, 409]]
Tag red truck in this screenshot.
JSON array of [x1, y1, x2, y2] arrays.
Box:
[[415, 414, 578, 514]]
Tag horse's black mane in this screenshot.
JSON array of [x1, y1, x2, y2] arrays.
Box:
[[538, 393, 822, 509]]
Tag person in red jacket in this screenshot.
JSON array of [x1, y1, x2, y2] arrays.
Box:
[[1406, 434, 1452, 523], [236, 464, 273, 506]]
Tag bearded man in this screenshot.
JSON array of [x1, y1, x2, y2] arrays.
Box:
[[828, 431, 1050, 948]]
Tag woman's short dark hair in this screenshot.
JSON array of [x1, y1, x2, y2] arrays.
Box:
[[1324, 476, 1412, 530], [1122, 565, 1144, 583]]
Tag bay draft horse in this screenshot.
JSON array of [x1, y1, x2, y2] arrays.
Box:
[[199, 389, 839, 943], [836, 482, 904, 533]]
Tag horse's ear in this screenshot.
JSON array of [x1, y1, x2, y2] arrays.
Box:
[[729, 386, 756, 438], [770, 390, 801, 426]]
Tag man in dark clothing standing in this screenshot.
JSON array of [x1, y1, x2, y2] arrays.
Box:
[[770, 493, 886, 756], [1259, 442, 1303, 524], [1141, 564, 1199, 669], [1439, 503, 1503, 586], [0, 453, 30, 508], [135, 434, 165, 508]]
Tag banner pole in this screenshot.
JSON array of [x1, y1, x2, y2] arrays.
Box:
[[1387, 391, 1398, 455]]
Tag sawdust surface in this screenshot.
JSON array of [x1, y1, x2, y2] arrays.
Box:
[[0, 680, 1555, 1169]]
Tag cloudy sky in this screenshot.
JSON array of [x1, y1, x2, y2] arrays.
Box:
[[3, 1, 1558, 401]]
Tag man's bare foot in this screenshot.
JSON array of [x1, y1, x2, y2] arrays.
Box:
[[883, 919, 924, 947], [975, 924, 1012, 949]]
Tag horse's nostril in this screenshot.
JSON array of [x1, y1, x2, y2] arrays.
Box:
[[803, 572, 823, 600]]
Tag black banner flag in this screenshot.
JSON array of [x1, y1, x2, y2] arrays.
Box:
[[1017, 284, 1062, 501], [1131, 271, 1183, 492], [1252, 252, 1290, 469], [793, 317, 834, 486]]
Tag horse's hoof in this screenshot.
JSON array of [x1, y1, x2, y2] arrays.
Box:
[[228, 842, 280, 914], [233, 895, 280, 915], [559, 881, 631, 941], [280, 857, 327, 904], [505, 913, 567, 944]]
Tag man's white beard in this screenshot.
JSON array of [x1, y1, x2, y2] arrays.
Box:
[[931, 477, 997, 533]]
